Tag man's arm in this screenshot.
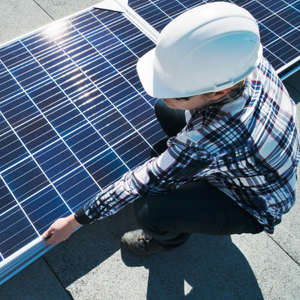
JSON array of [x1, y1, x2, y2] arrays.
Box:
[[42, 141, 213, 244]]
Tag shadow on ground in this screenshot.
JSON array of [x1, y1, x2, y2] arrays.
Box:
[[43, 204, 263, 300], [121, 233, 263, 300]]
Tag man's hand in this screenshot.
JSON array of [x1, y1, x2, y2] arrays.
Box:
[[42, 214, 80, 245]]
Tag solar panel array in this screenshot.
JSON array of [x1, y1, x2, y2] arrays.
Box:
[[0, 0, 300, 284]]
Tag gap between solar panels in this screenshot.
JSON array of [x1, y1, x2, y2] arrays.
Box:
[[0, 0, 300, 286]]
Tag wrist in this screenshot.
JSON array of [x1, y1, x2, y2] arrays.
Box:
[[68, 214, 81, 229], [74, 206, 94, 225]]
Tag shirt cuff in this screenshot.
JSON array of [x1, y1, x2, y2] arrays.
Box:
[[74, 206, 93, 225]]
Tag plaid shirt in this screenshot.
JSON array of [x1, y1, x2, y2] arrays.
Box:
[[75, 57, 299, 233]]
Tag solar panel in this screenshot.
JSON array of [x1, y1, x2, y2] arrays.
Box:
[[0, 0, 300, 285], [0, 3, 165, 284]]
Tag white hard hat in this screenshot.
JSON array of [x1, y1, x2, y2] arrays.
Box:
[[137, 2, 262, 98]]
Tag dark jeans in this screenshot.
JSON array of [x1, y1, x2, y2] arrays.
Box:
[[133, 99, 264, 250]]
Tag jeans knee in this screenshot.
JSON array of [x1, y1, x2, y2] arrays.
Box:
[[133, 199, 150, 228]]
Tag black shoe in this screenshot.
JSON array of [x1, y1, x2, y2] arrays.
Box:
[[121, 229, 165, 256]]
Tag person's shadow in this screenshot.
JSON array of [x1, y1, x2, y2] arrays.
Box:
[[43, 203, 263, 300], [121, 229, 264, 299]]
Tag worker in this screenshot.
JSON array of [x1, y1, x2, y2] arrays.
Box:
[[42, 2, 299, 256]]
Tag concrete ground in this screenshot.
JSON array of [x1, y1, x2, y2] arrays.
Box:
[[0, 1, 300, 299]]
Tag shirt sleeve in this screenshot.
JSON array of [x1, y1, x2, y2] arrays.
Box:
[[74, 138, 215, 225]]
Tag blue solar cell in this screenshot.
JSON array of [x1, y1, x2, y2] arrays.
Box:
[[128, 0, 150, 10], [258, 23, 279, 46], [2, 157, 49, 202], [0, 93, 40, 128], [284, 29, 300, 50], [139, 120, 166, 147], [53, 67, 93, 98], [0, 42, 32, 69], [261, 14, 294, 37], [124, 34, 155, 58], [105, 17, 142, 43], [73, 87, 113, 118], [292, 2, 300, 12], [118, 94, 156, 129], [99, 73, 136, 105], [72, 14, 103, 39], [284, 0, 300, 4], [26, 80, 68, 111], [0, 178, 17, 215], [243, 1, 273, 20], [121, 65, 144, 92], [37, 48, 74, 77], [15, 115, 58, 153], [92, 108, 135, 144], [179, 0, 205, 8], [141, 91, 156, 107], [22, 33, 57, 58], [11, 60, 49, 90], [277, 5, 300, 28], [267, 38, 300, 63], [70, 12, 98, 34], [114, 132, 151, 169], [54, 168, 100, 211], [64, 124, 109, 163], [84, 149, 128, 188], [0, 206, 38, 258], [256, 0, 287, 13], [262, 48, 283, 70], [0, 62, 6, 74], [0, 126, 29, 173], [33, 141, 81, 182], [135, 3, 171, 32], [78, 55, 118, 86], [52, 21, 82, 46], [86, 26, 120, 54], [44, 101, 87, 136], [0, 71, 22, 100], [154, 0, 186, 18], [104, 44, 138, 71], [22, 186, 70, 233], [65, 39, 99, 65], [92, 8, 123, 26]]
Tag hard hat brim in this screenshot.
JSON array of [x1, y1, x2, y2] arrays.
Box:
[[137, 44, 262, 99], [137, 48, 181, 99]]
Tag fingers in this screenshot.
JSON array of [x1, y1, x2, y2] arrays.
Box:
[[42, 228, 55, 245], [42, 227, 53, 239]]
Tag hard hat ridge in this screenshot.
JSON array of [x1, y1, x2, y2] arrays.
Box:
[[137, 2, 262, 98]]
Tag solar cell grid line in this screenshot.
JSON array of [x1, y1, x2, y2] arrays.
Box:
[[0, 4, 167, 284]]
